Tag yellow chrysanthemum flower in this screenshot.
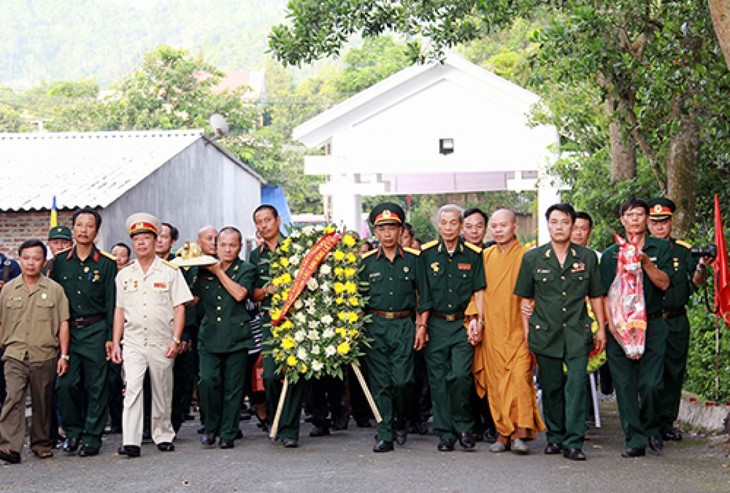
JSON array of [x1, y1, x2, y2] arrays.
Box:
[[280, 257, 290, 267], [282, 336, 296, 350], [337, 312, 346, 321], [324, 225, 336, 234], [287, 355, 297, 366], [344, 267, 356, 277], [347, 312, 358, 323], [333, 282, 346, 294], [280, 320, 293, 330], [299, 363, 308, 373], [333, 250, 345, 261], [337, 341, 350, 355], [335, 297, 345, 305], [270, 308, 282, 321], [344, 281, 357, 294], [335, 327, 347, 338], [342, 234, 356, 247], [348, 329, 359, 338], [345, 252, 357, 264], [348, 296, 359, 307], [334, 267, 344, 276]]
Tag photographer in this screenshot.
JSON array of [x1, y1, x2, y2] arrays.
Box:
[[647, 198, 711, 446]]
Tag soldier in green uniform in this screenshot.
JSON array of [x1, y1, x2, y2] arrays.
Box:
[[419, 204, 486, 452], [192, 226, 255, 449], [646, 198, 709, 442], [360, 203, 427, 453], [514, 203, 606, 461], [600, 198, 672, 458], [250, 204, 306, 448], [51, 207, 117, 457]]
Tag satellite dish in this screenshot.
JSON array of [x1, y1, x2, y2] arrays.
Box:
[[209, 114, 229, 138]]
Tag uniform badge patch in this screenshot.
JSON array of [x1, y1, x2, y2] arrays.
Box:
[[41, 292, 47, 299], [403, 266, 409, 273], [431, 262, 440, 273], [571, 262, 585, 273], [153, 282, 168, 289], [457, 263, 471, 270]]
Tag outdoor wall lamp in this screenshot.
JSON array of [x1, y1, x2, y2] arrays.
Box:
[[439, 138, 454, 155]]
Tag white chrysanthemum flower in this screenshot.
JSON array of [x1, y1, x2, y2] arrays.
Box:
[[311, 345, 321, 355], [294, 299, 304, 310], [312, 360, 324, 372], [308, 330, 319, 341], [290, 255, 301, 266], [295, 312, 306, 323], [297, 347, 308, 361], [303, 226, 315, 235], [319, 264, 332, 275], [306, 306, 317, 316], [322, 328, 335, 339], [325, 345, 336, 357], [308, 320, 320, 329], [307, 278, 318, 291], [320, 282, 330, 293], [290, 230, 301, 239], [294, 330, 306, 342], [321, 314, 334, 325]]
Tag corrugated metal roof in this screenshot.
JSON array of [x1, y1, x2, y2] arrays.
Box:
[[0, 130, 205, 212]]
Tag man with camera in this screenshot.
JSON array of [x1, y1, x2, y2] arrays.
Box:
[[646, 198, 710, 443]]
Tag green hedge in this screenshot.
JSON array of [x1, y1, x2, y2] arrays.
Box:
[[684, 303, 730, 402]]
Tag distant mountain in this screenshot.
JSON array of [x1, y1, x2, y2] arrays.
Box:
[[0, 0, 288, 88]]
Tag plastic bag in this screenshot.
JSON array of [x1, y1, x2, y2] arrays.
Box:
[[608, 233, 647, 358]]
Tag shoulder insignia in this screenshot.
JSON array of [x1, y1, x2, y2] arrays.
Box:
[[403, 246, 421, 256], [361, 249, 378, 259], [464, 242, 482, 254], [676, 239, 692, 249], [99, 250, 117, 261], [162, 259, 179, 270], [421, 240, 439, 250]]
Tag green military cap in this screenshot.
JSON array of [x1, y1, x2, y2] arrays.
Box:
[[647, 197, 676, 220], [369, 202, 405, 227], [48, 225, 72, 240], [125, 212, 162, 237]]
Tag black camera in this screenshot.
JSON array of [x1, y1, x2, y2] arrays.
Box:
[[690, 244, 717, 260]]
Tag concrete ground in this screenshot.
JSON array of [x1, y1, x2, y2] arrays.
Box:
[[2, 402, 729, 493]]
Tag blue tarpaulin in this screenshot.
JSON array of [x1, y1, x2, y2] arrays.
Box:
[[261, 186, 292, 228]]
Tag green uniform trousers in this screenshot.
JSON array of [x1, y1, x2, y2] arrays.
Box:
[[198, 346, 247, 440], [424, 318, 474, 440], [56, 321, 109, 449], [659, 314, 690, 433], [363, 318, 416, 442], [534, 354, 588, 449], [608, 317, 667, 448], [261, 319, 305, 441]]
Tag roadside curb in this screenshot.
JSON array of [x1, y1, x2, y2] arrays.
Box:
[[678, 392, 730, 433]]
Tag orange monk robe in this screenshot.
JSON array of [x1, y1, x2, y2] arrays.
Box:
[[467, 241, 545, 442]]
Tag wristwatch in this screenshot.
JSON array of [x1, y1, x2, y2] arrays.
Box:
[[60, 354, 70, 361], [172, 336, 181, 345]]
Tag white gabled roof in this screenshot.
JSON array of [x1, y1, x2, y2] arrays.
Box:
[[293, 54, 540, 147], [0, 130, 262, 212]]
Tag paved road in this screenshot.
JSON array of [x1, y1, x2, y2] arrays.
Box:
[[2, 403, 729, 493]]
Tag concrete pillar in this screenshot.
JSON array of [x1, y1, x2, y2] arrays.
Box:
[[329, 173, 362, 231]]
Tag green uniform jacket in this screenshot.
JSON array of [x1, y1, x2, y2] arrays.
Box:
[[661, 238, 697, 312], [50, 245, 117, 339], [193, 258, 256, 353], [360, 245, 425, 312], [250, 237, 284, 314], [419, 237, 485, 314], [600, 236, 672, 315], [514, 243, 605, 359]]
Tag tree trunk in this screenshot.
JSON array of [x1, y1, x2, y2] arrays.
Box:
[[709, 0, 730, 69], [606, 96, 637, 183], [666, 102, 700, 237]]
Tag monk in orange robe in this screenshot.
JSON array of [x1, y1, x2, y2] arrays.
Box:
[[470, 209, 545, 454]]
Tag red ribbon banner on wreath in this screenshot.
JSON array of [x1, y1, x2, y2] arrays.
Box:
[[272, 231, 342, 326]]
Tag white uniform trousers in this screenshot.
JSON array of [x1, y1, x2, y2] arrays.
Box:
[[121, 340, 175, 446]]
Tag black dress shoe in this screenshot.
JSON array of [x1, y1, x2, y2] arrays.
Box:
[[197, 425, 207, 434], [63, 437, 80, 453], [458, 431, 476, 449], [373, 440, 394, 453], [235, 429, 243, 440], [484, 428, 498, 444], [0, 448, 21, 464], [394, 428, 407, 446], [332, 415, 349, 431], [219, 438, 235, 449], [201, 432, 218, 447], [621, 447, 646, 458], [648, 434, 663, 455], [563, 448, 586, 461], [282, 438, 298, 448], [661, 429, 682, 441], [544, 442, 563, 455], [119, 445, 140, 457], [157, 442, 175, 452], [309, 426, 330, 437], [78, 445, 99, 457], [437, 438, 455, 452], [415, 421, 430, 435]]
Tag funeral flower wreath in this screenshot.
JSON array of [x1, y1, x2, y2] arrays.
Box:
[[266, 225, 369, 383]]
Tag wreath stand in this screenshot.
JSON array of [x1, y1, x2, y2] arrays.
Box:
[[269, 363, 382, 439]]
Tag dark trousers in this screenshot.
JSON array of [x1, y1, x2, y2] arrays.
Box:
[[535, 353, 588, 449], [57, 322, 109, 449], [608, 317, 667, 448], [107, 360, 124, 430], [309, 375, 344, 430], [659, 314, 690, 433], [172, 345, 197, 432], [424, 318, 474, 440], [0, 357, 56, 453], [198, 346, 247, 440]]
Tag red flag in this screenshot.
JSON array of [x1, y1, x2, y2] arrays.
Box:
[[712, 194, 730, 327]]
